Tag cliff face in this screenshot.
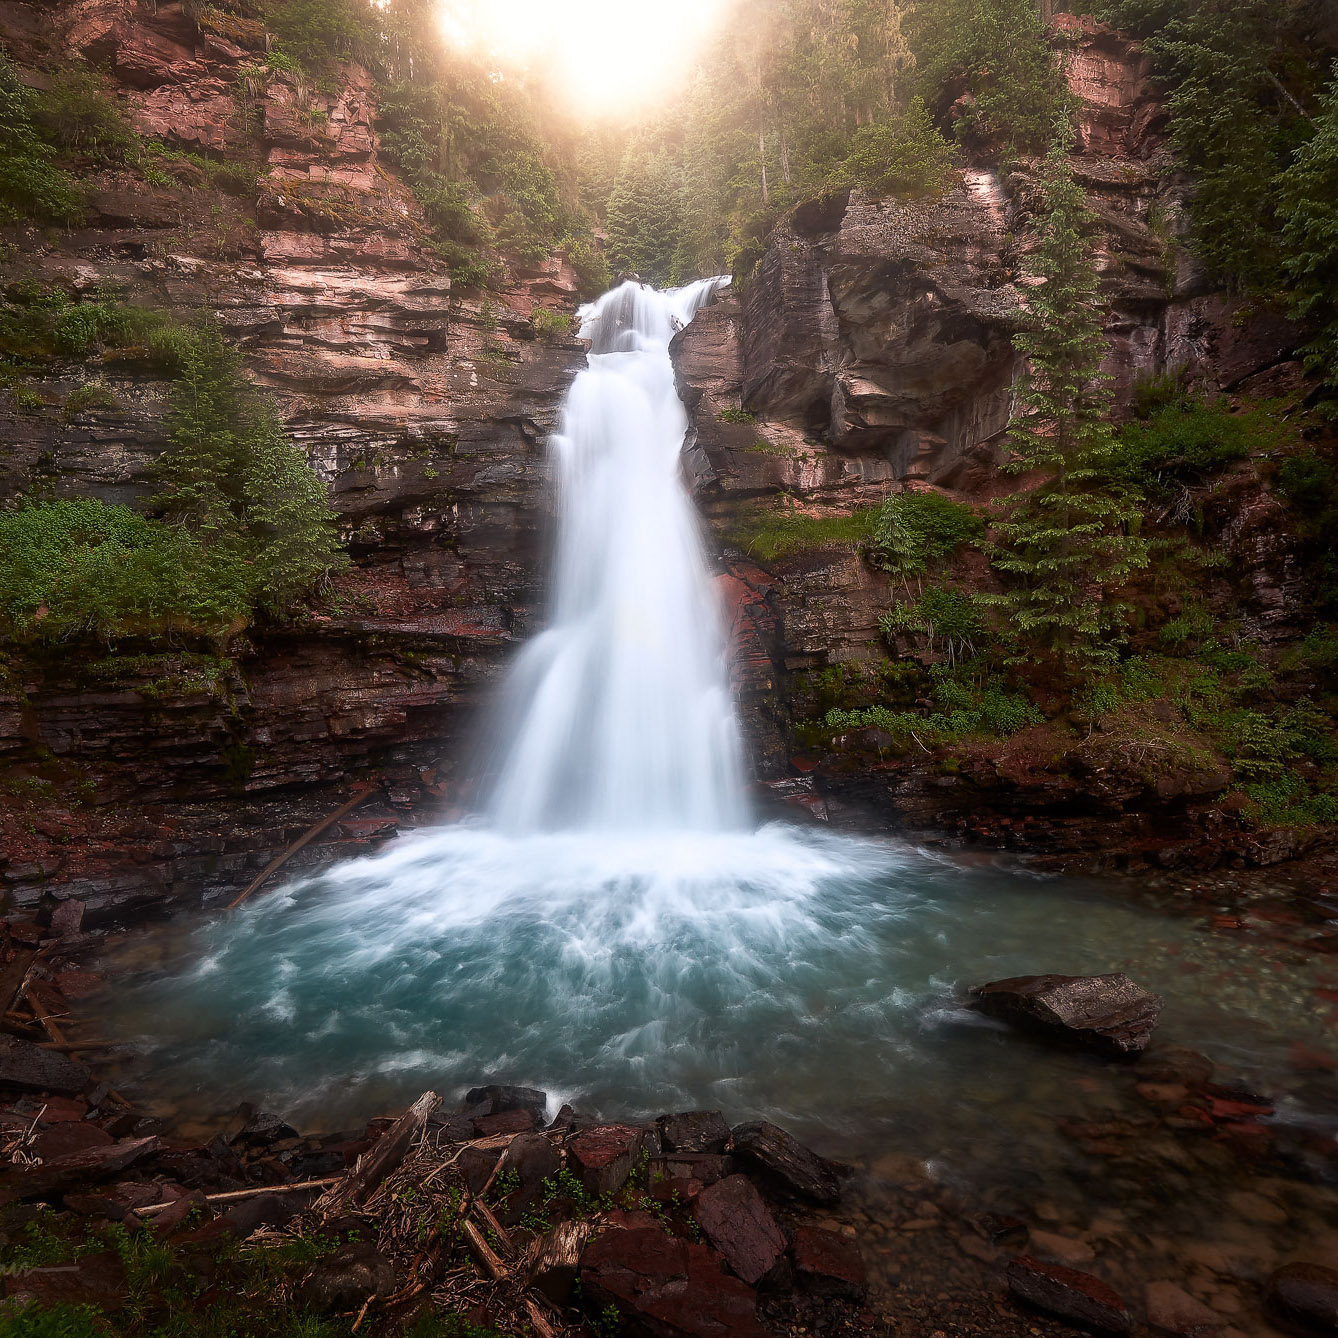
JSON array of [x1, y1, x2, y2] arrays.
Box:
[[0, 1, 585, 918], [674, 17, 1316, 868]]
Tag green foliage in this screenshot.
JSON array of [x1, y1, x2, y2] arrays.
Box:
[[1244, 773, 1338, 827], [868, 489, 984, 582], [909, 0, 1073, 159], [1113, 393, 1291, 495], [823, 667, 1041, 741], [1084, 0, 1327, 292], [606, 148, 682, 285], [530, 307, 573, 341], [261, 0, 374, 71], [826, 97, 956, 197], [1279, 63, 1338, 404], [724, 503, 878, 561], [30, 65, 134, 163], [717, 407, 756, 423], [0, 499, 250, 643], [0, 1303, 106, 1338], [0, 55, 83, 225], [560, 234, 612, 301], [986, 134, 1148, 666], [154, 318, 346, 613], [880, 583, 989, 666]]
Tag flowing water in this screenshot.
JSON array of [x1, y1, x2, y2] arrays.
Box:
[[92, 283, 1338, 1311]]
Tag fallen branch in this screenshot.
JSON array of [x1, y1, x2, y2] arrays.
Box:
[[312, 1090, 438, 1220], [462, 1218, 508, 1281], [227, 784, 379, 910], [138, 1176, 342, 1217]]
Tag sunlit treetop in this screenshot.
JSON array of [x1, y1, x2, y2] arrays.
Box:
[[433, 0, 732, 118]]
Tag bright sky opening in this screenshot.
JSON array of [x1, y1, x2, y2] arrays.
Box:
[[436, 0, 731, 117]]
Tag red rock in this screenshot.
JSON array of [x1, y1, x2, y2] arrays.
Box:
[[0, 1035, 90, 1096], [791, 1225, 867, 1302], [1269, 1261, 1338, 1334], [569, 1124, 659, 1198], [1290, 1042, 1338, 1074], [579, 1225, 768, 1338], [29, 1122, 114, 1160], [692, 1175, 786, 1286], [656, 1110, 731, 1154], [472, 1109, 538, 1137], [3, 1250, 128, 1309], [730, 1121, 841, 1204], [1007, 1256, 1132, 1335], [970, 973, 1162, 1055]]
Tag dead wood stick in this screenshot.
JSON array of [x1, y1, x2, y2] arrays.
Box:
[[525, 1298, 559, 1338], [0, 949, 36, 1018], [462, 1218, 508, 1281], [227, 784, 378, 910], [470, 1200, 514, 1256], [312, 1090, 438, 1219], [383, 1189, 475, 1307], [138, 1176, 342, 1216]]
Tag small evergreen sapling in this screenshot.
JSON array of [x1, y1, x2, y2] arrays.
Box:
[[986, 129, 1147, 667]]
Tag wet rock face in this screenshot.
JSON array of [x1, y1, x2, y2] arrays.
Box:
[[1, 1, 587, 916], [1269, 1262, 1338, 1335], [970, 973, 1164, 1055], [1006, 1255, 1133, 1334]]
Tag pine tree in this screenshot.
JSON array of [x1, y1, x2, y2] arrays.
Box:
[[155, 319, 346, 614], [1279, 62, 1338, 407], [986, 132, 1147, 667]]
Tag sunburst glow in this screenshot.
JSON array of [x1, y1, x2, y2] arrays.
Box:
[[436, 0, 730, 116]]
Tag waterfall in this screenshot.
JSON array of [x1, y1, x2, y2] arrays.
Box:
[[484, 278, 749, 833]]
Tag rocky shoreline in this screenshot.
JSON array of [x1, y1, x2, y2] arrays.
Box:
[[5, 899, 1338, 1338]]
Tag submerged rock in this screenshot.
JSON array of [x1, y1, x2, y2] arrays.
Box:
[[970, 973, 1163, 1055], [790, 1225, 867, 1302], [1007, 1255, 1133, 1334], [1269, 1262, 1338, 1334]]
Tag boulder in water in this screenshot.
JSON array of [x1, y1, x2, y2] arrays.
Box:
[[790, 1225, 867, 1302], [657, 1110, 732, 1154], [463, 1083, 548, 1121], [1007, 1256, 1133, 1334], [730, 1121, 841, 1204], [970, 973, 1163, 1055], [1269, 1262, 1338, 1334]]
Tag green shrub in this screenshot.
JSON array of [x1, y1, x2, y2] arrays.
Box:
[[260, 0, 374, 71], [827, 98, 957, 198], [1114, 395, 1287, 493], [724, 504, 878, 561], [717, 407, 756, 423], [0, 498, 251, 643], [823, 669, 1040, 741], [1243, 774, 1338, 828], [869, 489, 984, 581], [530, 307, 573, 341], [560, 233, 612, 301], [0, 55, 83, 225], [30, 66, 134, 162], [880, 583, 989, 666]]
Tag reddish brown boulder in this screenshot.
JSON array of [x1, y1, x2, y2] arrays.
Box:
[[693, 1174, 786, 1286], [0, 1035, 90, 1096], [579, 1225, 769, 1338], [29, 1122, 114, 1161], [791, 1225, 867, 1302], [971, 974, 1163, 1055], [472, 1108, 538, 1137], [657, 1110, 731, 1154], [569, 1124, 659, 1198], [1269, 1262, 1338, 1334], [4, 1250, 127, 1310], [1007, 1256, 1132, 1334], [730, 1121, 841, 1203]]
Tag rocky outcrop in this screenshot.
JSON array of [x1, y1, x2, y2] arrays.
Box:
[[969, 973, 1164, 1055], [0, 1, 586, 917], [672, 13, 1316, 860]]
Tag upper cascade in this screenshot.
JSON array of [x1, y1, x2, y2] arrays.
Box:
[[482, 278, 747, 834]]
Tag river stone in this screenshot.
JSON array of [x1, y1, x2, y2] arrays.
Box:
[[579, 1225, 768, 1338], [464, 1084, 549, 1120], [1144, 1280, 1223, 1335], [791, 1225, 867, 1302], [693, 1174, 786, 1286], [0, 1035, 90, 1095], [730, 1121, 841, 1204], [1007, 1256, 1133, 1334], [970, 973, 1163, 1055], [569, 1124, 660, 1198], [1269, 1262, 1338, 1334], [657, 1110, 731, 1154]]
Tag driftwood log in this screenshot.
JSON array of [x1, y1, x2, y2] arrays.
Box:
[[312, 1090, 439, 1219]]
